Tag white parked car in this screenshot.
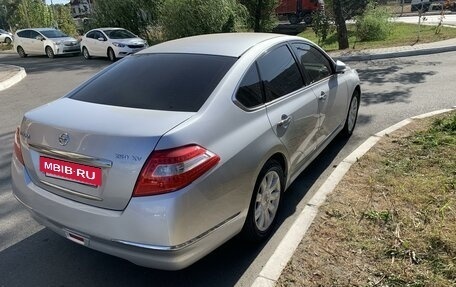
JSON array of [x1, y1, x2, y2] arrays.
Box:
[[0, 29, 13, 44], [13, 28, 80, 58], [80, 28, 148, 61]]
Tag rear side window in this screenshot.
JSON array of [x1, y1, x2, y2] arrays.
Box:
[[17, 30, 30, 38], [70, 54, 236, 112], [257, 45, 304, 102], [236, 64, 263, 108]]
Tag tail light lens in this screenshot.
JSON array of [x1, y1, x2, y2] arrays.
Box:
[[133, 145, 220, 197], [14, 127, 25, 165]]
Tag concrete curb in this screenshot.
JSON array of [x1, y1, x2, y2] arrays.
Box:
[[251, 107, 456, 287], [0, 65, 27, 92], [333, 45, 456, 62]]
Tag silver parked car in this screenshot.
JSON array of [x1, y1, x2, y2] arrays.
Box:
[[11, 33, 361, 270], [80, 28, 148, 61], [13, 28, 80, 58]]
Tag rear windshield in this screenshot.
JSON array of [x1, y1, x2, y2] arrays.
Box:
[[70, 53, 237, 112]]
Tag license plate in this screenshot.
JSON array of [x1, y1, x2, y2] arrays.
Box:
[[39, 156, 102, 186]]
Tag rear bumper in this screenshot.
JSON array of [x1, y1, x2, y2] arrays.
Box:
[[11, 156, 244, 270]]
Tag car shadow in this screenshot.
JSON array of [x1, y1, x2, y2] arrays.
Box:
[[355, 59, 440, 106], [0, 222, 266, 287], [0, 53, 111, 74], [0, 132, 355, 287], [277, 134, 351, 226]]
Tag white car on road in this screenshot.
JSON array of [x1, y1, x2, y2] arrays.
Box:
[[80, 28, 148, 61], [0, 29, 13, 45], [13, 28, 80, 58]]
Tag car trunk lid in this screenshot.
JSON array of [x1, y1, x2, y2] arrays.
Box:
[[20, 98, 194, 210]]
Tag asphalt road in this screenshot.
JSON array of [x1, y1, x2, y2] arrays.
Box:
[[0, 51, 455, 287]]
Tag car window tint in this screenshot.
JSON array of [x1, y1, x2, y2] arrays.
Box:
[[86, 31, 96, 39], [257, 45, 304, 102], [17, 30, 29, 38], [291, 43, 333, 84], [29, 30, 41, 39], [70, 54, 237, 112], [236, 64, 263, 108]]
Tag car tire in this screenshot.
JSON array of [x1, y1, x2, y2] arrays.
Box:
[[341, 89, 360, 137], [45, 46, 55, 59], [82, 47, 91, 59], [288, 14, 300, 25], [5, 37, 11, 45], [17, 46, 27, 58], [107, 48, 116, 62], [241, 160, 284, 242], [303, 14, 313, 25]]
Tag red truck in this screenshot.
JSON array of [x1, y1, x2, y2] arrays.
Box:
[[276, 0, 324, 24]]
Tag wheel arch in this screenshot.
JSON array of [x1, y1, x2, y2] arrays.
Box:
[[265, 152, 288, 185]]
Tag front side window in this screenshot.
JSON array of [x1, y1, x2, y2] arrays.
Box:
[[257, 45, 304, 102], [70, 53, 237, 112], [29, 30, 41, 40], [86, 31, 96, 39], [236, 64, 263, 108], [291, 43, 333, 84]]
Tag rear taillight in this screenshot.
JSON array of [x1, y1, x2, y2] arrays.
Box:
[[133, 145, 220, 197], [13, 127, 25, 165]]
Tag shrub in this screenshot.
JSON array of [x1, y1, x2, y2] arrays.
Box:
[[92, 0, 160, 40], [311, 10, 334, 45], [355, 3, 391, 41], [160, 0, 247, 40]]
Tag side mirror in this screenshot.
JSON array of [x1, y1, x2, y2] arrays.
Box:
[[35, 35, 44, 41], [335, 60, 346, 73], [97, 37, 105, 41]]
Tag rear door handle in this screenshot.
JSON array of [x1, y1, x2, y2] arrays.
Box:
[[277, 115, 292, 128], [318, 91, 327, 101]]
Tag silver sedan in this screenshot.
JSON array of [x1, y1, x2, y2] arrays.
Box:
[[11, 33, 361, 270]]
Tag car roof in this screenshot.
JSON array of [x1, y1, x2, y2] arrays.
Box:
[[91, 28, 127, 32], [139, 33, 293, 58], [17, 28, 57, 32]]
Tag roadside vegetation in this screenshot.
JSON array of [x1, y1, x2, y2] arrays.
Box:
[[277, 111, 456, 286], [301, 22, 456, 51], [1, 0, 456, 51]]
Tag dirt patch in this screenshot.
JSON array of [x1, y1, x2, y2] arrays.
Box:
[[277, 112, 456, 287]]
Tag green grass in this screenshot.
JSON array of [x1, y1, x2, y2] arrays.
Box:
[[0, 43, 12, 51], [277, 112, 456, 286], [298, 22, 456, 51]]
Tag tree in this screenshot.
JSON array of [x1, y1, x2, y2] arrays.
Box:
[[0, 0, 19, 30], [326, 0, 369, 49], [53, 4, 77, 36], [91, 0, 161, 39], [332, 0, 348, 49], [13, 0, 53, 28], [239, 0, 278, 32], [160, 0, 247, 40]]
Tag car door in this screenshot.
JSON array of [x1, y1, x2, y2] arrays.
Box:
[[291, 42, 347, 145], [257, 45, 319, 175], [93, 31, 108, 56], [28, 30, 45, 54]]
